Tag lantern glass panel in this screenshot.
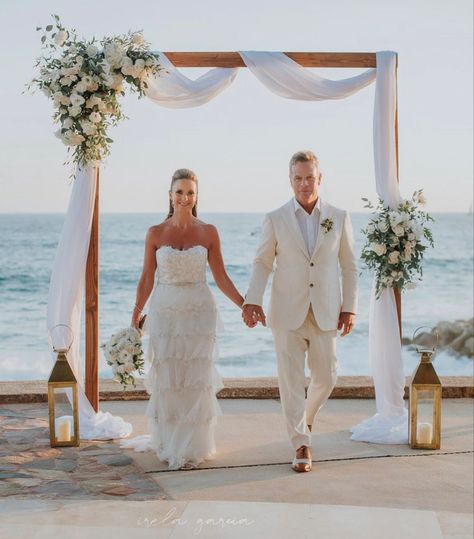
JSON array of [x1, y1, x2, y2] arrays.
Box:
[[52, 387, 75, 442], [415, 389, 435, 445]]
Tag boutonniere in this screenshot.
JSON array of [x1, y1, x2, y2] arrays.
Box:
[[321, 218, 334, 234]]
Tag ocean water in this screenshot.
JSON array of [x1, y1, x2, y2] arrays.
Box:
[[0, 212, 472, 381]]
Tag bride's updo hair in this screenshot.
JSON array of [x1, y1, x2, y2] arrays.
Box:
[[167, 168, 198, 219]]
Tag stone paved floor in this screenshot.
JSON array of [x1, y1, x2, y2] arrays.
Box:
[[0, 405, 167, 500]]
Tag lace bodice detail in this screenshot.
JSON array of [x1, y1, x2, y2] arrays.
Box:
[[156, 245, 208, 285]]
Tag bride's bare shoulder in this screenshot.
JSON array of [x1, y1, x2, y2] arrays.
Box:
[[146, 222, 168, 242], [195, 220, 218, 235]]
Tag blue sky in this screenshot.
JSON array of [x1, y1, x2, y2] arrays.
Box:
[[0, 0, 472, 213]]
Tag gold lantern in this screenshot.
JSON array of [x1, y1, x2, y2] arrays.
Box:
[[409, 327, 441, 450], [47, 324, 80, 447]]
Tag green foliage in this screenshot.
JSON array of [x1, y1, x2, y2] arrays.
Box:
[[360, 191, 434, 298]]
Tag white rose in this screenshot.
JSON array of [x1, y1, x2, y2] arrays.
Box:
[[106, 74, 124, 92], [371, 243, 387, 257], [79, 120, 97, 136], [62, 117, 74, 129], [389, 211, 403, 226], [132, 33, 145, 45], [407, 232, 416, 241], [124, 363, 135, 374], [86, 44, 99, 57], [59, 76, 73, 87], [393, 224, 405, 237], [54, 30, 69, 47], [89, 111, 102, 123], [388, 251, 400, 265], [69, 93, 85, 107], [63, 131, 85, 146], [135, 58, 145, 70], [52, 92, 64, 106], [377, 219, 389, 233], [85, 95, 102, 108], [104, 43, 125, 68], [63, 66, 79, 76], [74, 81, 88, 94], [68, 106, 82, 117], [366, 223, 376, 234], [121, 56, 133, 76]]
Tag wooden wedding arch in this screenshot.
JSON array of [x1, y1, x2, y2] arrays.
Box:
[[84, 51, 401, 411]]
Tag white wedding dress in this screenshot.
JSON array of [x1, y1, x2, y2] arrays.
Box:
[[120, 245, 224, 469]]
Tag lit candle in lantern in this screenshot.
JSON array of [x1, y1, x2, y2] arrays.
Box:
[[57, 418, 71, 442], [417, 422, 433, 444]]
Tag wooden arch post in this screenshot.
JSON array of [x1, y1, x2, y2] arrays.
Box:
[[84, 51, 401, 410]]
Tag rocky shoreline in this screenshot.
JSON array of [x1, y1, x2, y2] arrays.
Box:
[[403, 319, 474, 358]]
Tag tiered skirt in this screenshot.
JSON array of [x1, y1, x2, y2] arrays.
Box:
[[143, 282, 223, 470]]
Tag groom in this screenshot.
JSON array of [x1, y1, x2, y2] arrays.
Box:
[[242, 150, 358, 473]]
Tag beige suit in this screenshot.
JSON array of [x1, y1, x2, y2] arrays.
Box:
[[245, 199, 358, 449]]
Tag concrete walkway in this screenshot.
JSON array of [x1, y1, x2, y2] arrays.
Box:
[[1, 398, 472, 538]]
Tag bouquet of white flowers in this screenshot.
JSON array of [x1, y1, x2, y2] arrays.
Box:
[[28, 15, 161, 167], [101, 327, 145, 389], [361, 190, 434, 299]]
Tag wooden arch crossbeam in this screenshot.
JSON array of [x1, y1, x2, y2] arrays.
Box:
[[85, 51, 400, 411]]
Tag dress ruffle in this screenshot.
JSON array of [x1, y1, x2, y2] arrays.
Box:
[[121, 246, 223, 470]]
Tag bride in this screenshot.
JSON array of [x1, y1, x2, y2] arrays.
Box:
[[120, 168, 244, 470]]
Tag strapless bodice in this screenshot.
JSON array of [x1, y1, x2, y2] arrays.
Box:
[[155, 245, 208, 285]]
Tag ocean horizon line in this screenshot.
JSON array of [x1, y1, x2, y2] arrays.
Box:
[[1, 210, 472, 216]]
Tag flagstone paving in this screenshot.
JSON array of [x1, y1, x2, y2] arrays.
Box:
[[0, 405, 167, 501]]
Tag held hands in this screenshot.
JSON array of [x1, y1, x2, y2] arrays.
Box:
[[242, 304, 266, 328], [338, 312, 356, 336]]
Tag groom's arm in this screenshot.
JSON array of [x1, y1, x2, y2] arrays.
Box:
[[339, 211, 358, 315], [244, 213, 277, 307]]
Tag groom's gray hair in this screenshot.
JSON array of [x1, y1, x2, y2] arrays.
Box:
[[289, 151, 320, 173]]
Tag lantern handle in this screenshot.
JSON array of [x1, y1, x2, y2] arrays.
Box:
[[48, 324, 74, 353], [412, 326, 439, 353]]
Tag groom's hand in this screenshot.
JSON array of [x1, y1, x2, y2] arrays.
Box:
[[338, 312, 355, 336], [242, 304, 267, 328]]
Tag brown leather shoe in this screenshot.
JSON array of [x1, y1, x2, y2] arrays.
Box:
[[292, 445, 312, 473]]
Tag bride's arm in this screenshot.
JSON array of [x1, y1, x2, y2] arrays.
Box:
[[207, 225, 244, 309], [131, 228, 157, 328]]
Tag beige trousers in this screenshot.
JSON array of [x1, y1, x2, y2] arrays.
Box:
[[272, 307, 338, 449]]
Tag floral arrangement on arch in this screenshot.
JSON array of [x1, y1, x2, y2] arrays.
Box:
[[28, 15, 161, 166], [360, 190, 434, 299]]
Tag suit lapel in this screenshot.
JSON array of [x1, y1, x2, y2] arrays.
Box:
[[310, 200, 328, 261], [283, 200, 310, 259]]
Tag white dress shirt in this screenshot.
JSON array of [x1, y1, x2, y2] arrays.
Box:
[[293, 197, 321, 256]]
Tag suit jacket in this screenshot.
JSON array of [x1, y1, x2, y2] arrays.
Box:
[[244, 199, 358, 331]]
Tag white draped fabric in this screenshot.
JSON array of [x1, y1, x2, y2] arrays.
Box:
[[46, 166, 132, 440], [239, 51, 376, 100], [47, 49, 406, 443], [145, 53, 238, 108], [350, 52, 408, 443]]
